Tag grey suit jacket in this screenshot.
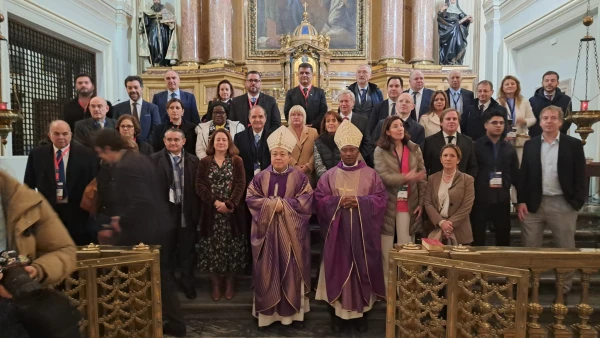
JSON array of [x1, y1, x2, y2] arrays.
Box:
[[74, 118, 117, 148], [113, 100, 161, 142]]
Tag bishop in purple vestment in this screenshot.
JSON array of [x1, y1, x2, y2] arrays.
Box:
[[246, 126, 313, 329], [314, 120, 387, 333]]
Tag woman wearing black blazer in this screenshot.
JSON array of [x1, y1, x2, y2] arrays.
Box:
[[202, 79, 234, 122]]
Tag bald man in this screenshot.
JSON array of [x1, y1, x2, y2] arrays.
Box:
[[74, 96, 117, 148], [372, 92, 425, 149], [24, 120, 99, 245], [152, 70, 200, 124], [404, 70, 434, 121], [445, 70, 474, 115]]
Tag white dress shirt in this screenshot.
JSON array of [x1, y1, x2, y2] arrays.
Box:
[[409, 88, 424, 115], [442, 131, 458, 144], [478, 100, 491, 112], [130, 98, 143, 117], [253, 129, 263, 141], [168, 89, 181, 100], [541, 133, 563, 196], [53, 144, 70, 178], [388, 98, 397, 116], [248, 93, 260, 103], [341, 111, 353, 121]]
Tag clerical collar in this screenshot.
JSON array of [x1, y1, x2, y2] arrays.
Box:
[[342, 161, 359, 168]]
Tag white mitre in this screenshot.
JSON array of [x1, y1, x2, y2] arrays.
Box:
[[267, 126, 297, 153], [334, 120, 363, 149]]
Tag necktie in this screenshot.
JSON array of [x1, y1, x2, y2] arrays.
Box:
[[546, 95, 553, 101], [343, 117, 349, 121], [411, 92, 418, 121], [251, 97, 257, 104], [171, 92, 177, 99], [303, 87, 308, 96], [132, 103, 139, 120], [56, 150, 67, 198], [391, 102, 396, 116], [479, 105, 485, 113], [446, 136, 455, 144], [254, 133, 260, 146], [172, 156, 182, 203], [360, 89, 367, 102]]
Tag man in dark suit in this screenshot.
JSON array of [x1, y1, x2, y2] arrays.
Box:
[[152, 70, 200, 124], [368, 76, 404, 134], [405, 70, 434, 121], [529, 71, 573, 137], [517, 106, 585, 296], [229, 71, 281, 131], [423, 108, 478, 178], [346, 64, 384, 118], [150, 128, 200, 300], [62, 73, 113, 131], [338, 89, 372, 166], [24, 120, 98, 245], [113, 75, 161, 143], [74, 97, 117, 148], [446, 70, 475, 116], [461, 80, 509, 141], [234, 106, 272, 185], [372, 92, 425, 149], [93, 128, 186, 337], [283, 63, 328, 128]]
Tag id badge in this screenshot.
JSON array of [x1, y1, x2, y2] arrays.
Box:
[[56, 182, 64, 200], [169, 188, 176, 203], [397, 185, 408, 201], [489, 172, 502, 188]]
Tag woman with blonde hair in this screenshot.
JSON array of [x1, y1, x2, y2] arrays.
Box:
[[497, 75, 536, 162], [419, 90, 458, 137], [287, 105, 319, 186]]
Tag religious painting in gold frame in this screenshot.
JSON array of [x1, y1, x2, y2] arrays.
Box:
[[247, 0, 367, 58]]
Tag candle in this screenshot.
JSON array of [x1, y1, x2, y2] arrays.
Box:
[[0, 102, 7, 110], [581, 100, 589, 111]]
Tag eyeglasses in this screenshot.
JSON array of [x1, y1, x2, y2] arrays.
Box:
[[246, 79, 261, 83], [120, 125, 135, 129], [489, 121, 505, 126]]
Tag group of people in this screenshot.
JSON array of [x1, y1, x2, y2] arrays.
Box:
[[20, 63, 587, 334]]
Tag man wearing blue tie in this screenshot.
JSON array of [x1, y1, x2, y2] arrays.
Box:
[[152, 70, 200, 125], [74, 97, 117, 148]]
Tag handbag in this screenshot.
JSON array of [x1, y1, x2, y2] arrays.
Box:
[[80, 178, 98, 215], [427, 227, 458, 246]]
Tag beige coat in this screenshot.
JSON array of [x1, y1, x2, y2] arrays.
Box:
[[374, 141, 427, 237], [423, 171, 474, 244], [289, 125, 319, 184], [0, 170, 76, 285]]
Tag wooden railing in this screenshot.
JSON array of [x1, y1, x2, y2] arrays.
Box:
[[56, 243, 163, 338], [387, 245, 600, 338]]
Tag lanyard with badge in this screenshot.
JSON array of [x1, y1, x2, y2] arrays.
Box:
[[248, 96, 259, 109], [394, 147, 409, 201], [301, 85, 312, 105], [489, 143, 502, 188], [54, 146, 70, 200], [452, 91, 460, 109]]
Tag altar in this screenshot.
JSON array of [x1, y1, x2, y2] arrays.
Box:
[[140, 0, 480, 120]]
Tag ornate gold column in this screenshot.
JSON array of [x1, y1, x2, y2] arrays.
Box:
[[410, 0, 435, 64], [179, 0, 203, 67], [378, 0, 404, 64], [208, 0, 234, 65]]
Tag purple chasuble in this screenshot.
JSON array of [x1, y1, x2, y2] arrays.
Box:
[[246, 166, 313, 317], [314, 161, 387, 312]]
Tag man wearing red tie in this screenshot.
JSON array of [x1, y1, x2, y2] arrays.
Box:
[[283, 63, 328, 128]]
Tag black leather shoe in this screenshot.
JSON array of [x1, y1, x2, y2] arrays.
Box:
[[163, 322, 186, 337]]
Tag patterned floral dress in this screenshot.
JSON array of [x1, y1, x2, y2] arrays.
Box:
[[198, 156, 248, 274]]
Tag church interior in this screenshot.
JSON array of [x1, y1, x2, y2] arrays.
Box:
[[0, 0, 598, 337]]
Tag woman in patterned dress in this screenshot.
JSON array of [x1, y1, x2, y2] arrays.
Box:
[[196, 129, 247, 301]]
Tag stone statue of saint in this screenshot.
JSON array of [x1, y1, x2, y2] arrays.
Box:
[[138, 0, 178, 67], [437, 0, 473, 65]]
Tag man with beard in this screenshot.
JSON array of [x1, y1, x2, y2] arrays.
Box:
[[230, 71, 281, 131], [62, 73, 113, 132], [528, 71, 572, 137], [314, 120, 387, 333], [113, 75, 161, 143], [138, 0, 178, 66], [283, 63, 328, 128]]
